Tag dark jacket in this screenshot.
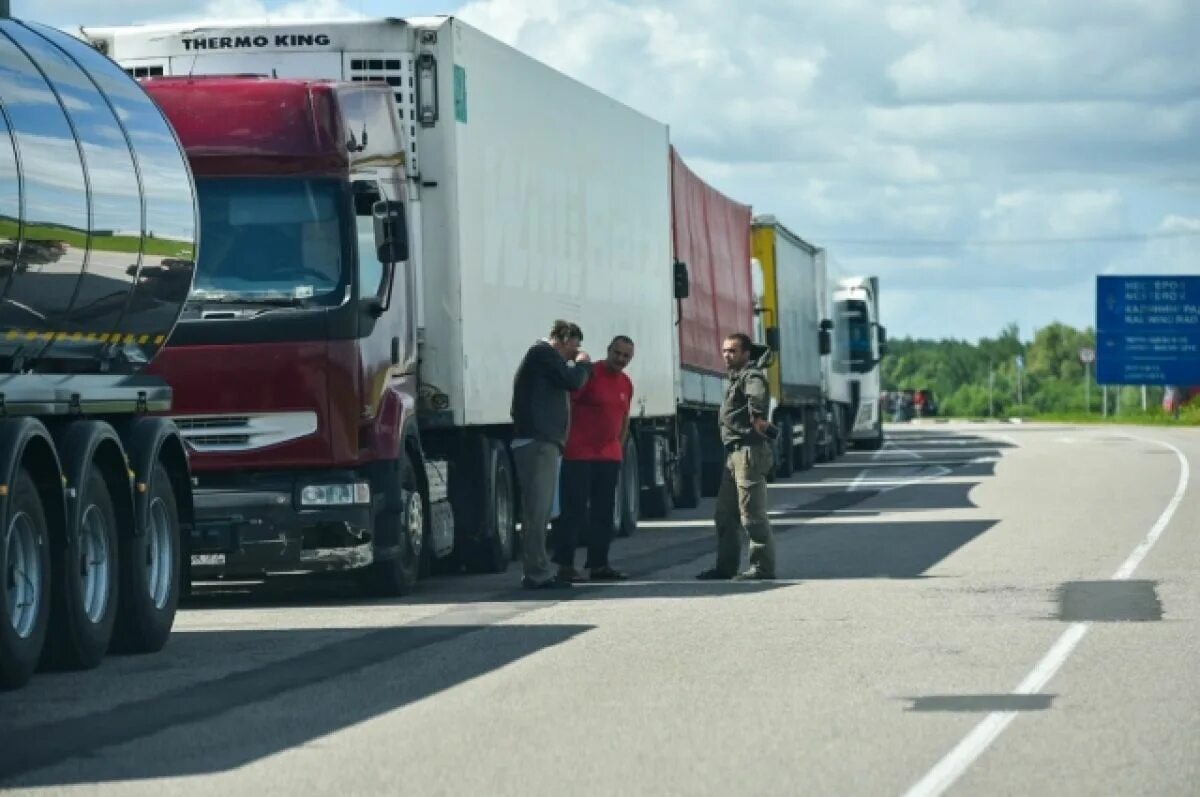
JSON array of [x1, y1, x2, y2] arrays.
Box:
[[719, 346, 772, 446], [511, 340, 592, 450]]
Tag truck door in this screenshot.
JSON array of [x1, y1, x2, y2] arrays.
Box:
[[353, 177, 416, 418]]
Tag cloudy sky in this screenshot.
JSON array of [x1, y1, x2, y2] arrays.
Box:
[[30, 0, 1200, 342]]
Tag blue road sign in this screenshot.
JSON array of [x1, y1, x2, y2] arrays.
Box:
[[1096, 276, 1200, 385]]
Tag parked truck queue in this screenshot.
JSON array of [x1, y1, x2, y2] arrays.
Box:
[[77, 15, 890, 593], [2, 12, 890, 690]]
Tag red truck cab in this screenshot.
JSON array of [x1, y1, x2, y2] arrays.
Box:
[[142, 76, 430, 595]]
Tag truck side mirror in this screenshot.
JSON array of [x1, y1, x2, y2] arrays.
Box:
[[766, 326, 781, 354], [877, 325, 888, 357], [673, 260, 690, 300], [373, 200, 409, 264], [818, 318, 833, 356]]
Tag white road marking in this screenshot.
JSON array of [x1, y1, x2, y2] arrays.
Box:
[[770, 476, 979, 490], [817, 458, 998, 469], [903, 435, 1191, 797]]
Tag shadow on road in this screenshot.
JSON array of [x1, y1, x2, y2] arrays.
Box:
[[1, 622, 591, 787], [786, 480, 984, 515], [784, 519, 997, 579]]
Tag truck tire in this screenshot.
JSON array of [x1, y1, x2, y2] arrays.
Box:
[[673, 421, 702, 509], [775, 415, 795, 478], [856, 420, 885, 451], [816, 411, 832, 464], [817, 406, 836, 463], [640, 433, 670, 520], [617, 436, 640, 537], [0, 468, 51, 690], [461, 440, 515, 574], [699, 421, 724, 497], [800, 409, 818, 471], [112, 462, 180, 655], [362, 454, 423, 597], [44, 466, 119, 670]]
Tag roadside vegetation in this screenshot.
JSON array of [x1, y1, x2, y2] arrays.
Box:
[[883, 322, 1200, 425]]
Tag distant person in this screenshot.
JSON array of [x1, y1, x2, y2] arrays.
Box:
[[1164, 385, 1181, 420], [511, 320, 592, 589], [697, 333, 778, 581], [554, 335, 636, 583]]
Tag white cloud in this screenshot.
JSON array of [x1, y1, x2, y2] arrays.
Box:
[[1109, 214, 1200, 278], [980, 189, 1127, 240]]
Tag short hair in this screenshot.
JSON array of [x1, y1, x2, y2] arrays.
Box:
[[549, 319, 583, 343], [724, 333, 753, 352], [609, 335, 634, 348]]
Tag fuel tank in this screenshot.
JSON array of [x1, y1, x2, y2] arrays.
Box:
[[0, 19, 197, 374]]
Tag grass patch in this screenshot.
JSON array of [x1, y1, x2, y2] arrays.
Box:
[[937, 407, 1200, 426]]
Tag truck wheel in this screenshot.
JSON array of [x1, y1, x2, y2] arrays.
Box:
[[857, 421, 885, 451], [775, 415, 795, 478], [800, 409, 818, 471], [699, 422, 723, 497], [362, 454, 423, 597], [640, 433, 670, 520], [462, 440, 515, 573], [1, 468, 51, 690], [45, 466, 119, 670], [113, 462, 180, 654], [673, 422, 702, 509], [816, 408, 834, 463], [617, 436, 640, 537]]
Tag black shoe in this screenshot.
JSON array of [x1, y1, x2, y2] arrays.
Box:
[[732, 569, 775, 582], [588, 566, 628, 582], [696, 568, 734, 581], [522, 575, 573, 590]]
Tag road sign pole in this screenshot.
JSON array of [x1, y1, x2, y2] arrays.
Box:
[[1079, 347, 1096, 414], [1103, 385, 1108, 418], [1085, 363, 1090, 413], [988, 363, 994, 418], [1142, 385, 1147, 411]]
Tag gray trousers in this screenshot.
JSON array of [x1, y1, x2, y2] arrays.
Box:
[[513, 440, 560, 583], [714, 441, 776, 576]]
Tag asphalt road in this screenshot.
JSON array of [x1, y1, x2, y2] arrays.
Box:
[[2, 422, 1197, 796]]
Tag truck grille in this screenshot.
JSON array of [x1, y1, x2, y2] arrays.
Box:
[[172, 412, 318, 453]]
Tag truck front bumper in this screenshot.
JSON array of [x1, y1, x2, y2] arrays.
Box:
[[188, 478, 375, 578]]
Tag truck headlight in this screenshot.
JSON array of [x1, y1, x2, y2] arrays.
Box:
[[301, 483, 371, 507]]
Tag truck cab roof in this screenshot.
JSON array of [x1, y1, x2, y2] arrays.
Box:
[[142, 76, 407, 178]]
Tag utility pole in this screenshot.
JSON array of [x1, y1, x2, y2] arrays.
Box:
[[1015, 354, 1024, 406], [988, 361, 994, 418], [1084, 362, 1090, 413]]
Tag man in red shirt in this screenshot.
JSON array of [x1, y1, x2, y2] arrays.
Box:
[[553, 335, 635, 582]]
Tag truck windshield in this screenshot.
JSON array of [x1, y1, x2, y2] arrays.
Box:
[[842, 299, 874, 373], [191, 178, 346, 304]]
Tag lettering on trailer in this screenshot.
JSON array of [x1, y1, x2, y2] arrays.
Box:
[[181, 33, 333, 51]]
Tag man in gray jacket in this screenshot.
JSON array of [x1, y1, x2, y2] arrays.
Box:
[[511, 320, 592, 589]]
